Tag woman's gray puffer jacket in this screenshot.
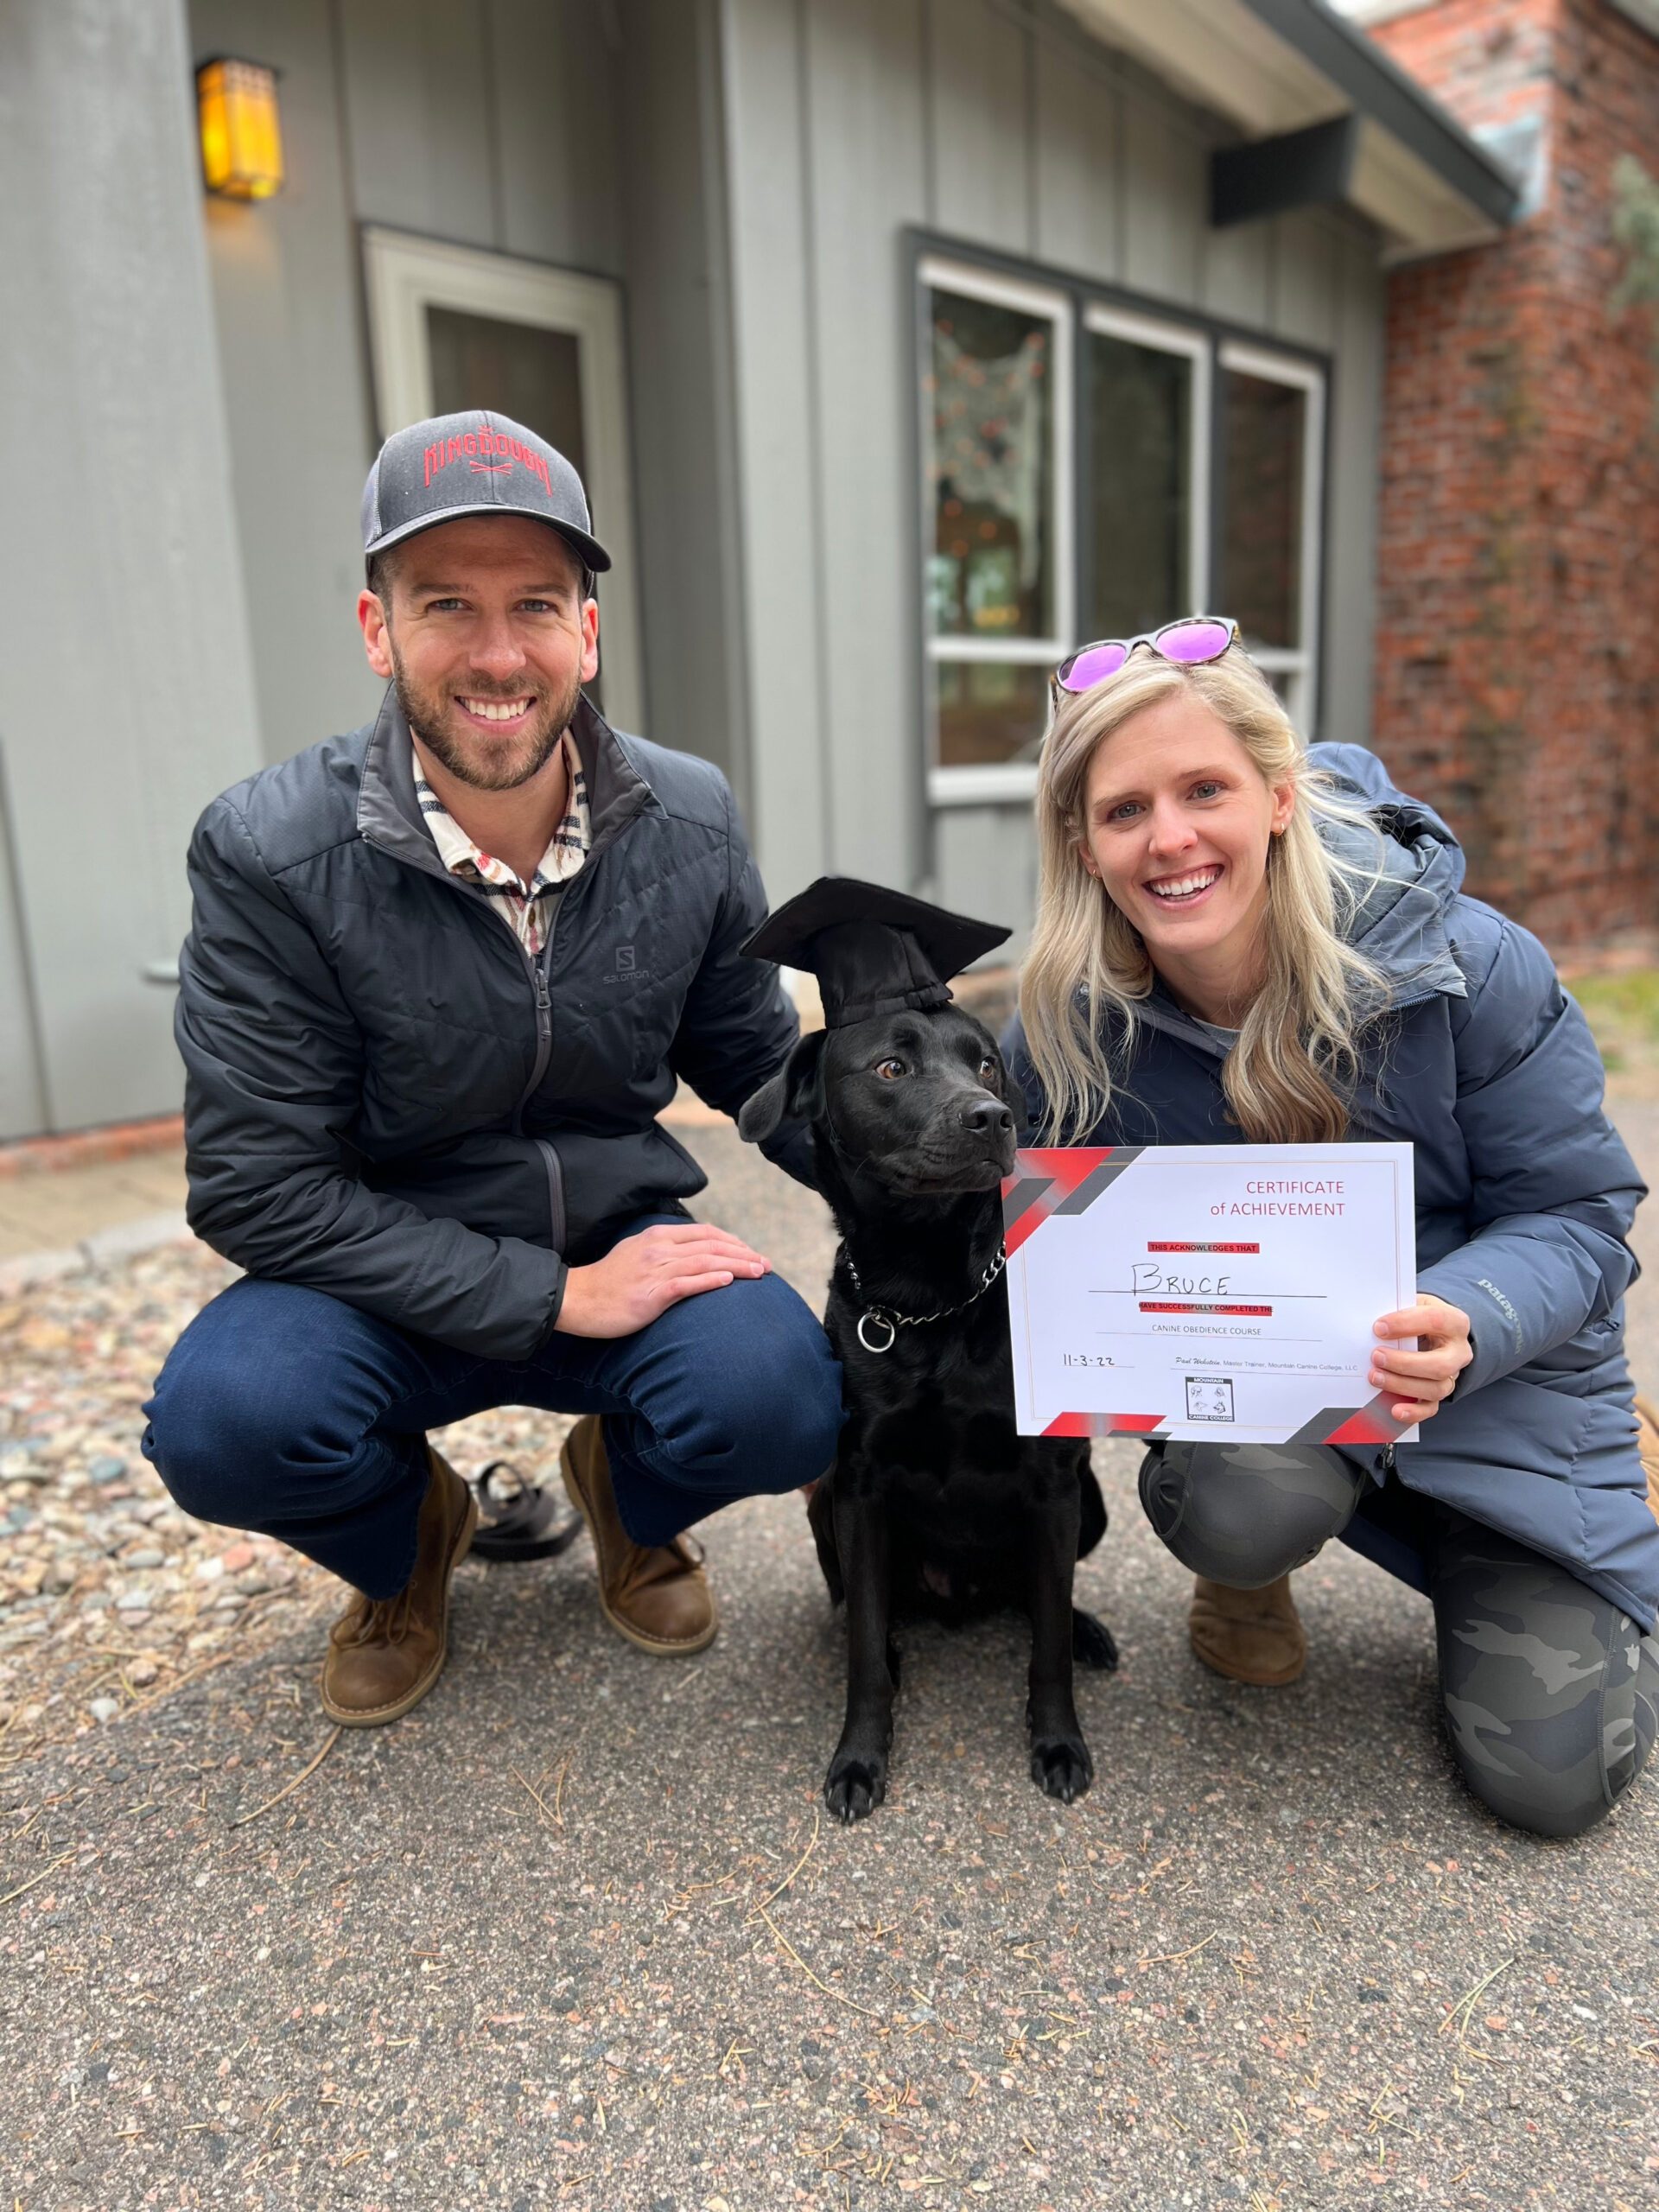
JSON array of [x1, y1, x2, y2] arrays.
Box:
[[1004, 743, 1659, 1631]]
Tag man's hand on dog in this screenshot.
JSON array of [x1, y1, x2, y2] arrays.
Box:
[[556, 1222, 772, 1338], [1370, 1293, 1473, 1426]]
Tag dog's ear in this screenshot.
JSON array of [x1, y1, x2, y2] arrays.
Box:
[[738, 1030, 828, 1144]]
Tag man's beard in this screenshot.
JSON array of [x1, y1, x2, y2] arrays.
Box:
[[390, 645, 583, 793]]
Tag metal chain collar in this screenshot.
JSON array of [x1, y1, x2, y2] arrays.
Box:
[[842, 1240, 1008, 1355]]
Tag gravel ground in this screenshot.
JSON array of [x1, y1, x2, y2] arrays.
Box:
[[2, 1119, 1657, 2209], [0, 1248, 589, 1768]]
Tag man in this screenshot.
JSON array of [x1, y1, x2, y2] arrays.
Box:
[[143, 409, 842, 1726]]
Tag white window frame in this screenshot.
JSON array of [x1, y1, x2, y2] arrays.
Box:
[[1217, 339, 1325, 739], [920, 255, 1073, 807], [1084, 302, 1214, 622], [360, 226, 645, 736], [918, 255, 1329, 805]]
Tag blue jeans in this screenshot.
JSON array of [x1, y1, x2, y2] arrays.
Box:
[[142, 1217, 844, 1600]]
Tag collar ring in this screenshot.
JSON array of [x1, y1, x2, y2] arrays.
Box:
[[856, 1310, 899, 1355]]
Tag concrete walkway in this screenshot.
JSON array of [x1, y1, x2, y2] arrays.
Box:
[[3, 1113, 1658, 2209], [0, 1145, 186, 1269]]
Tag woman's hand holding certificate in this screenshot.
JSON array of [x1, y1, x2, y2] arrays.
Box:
[[1369, 1292, 1472, 1429], [1003, 1142, 1440, 1447]]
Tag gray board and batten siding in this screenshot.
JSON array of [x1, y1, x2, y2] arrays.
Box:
[[189, 0, 750, 796], [0, 0, 741, 1140], [717, 0, 1385, 943], [0, 0, 1389, 1138], [195, 0, 1385, 940], [0, 0, 263, 1140], [188, 0, 730, 782]]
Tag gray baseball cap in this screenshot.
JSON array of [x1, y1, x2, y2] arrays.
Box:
[[360, 409, 611, 576]]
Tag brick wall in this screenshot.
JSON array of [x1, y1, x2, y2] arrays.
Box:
[[1368, 0, 1659, 946]]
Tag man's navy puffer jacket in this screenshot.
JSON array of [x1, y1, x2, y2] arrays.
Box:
[[175, 690, 808, 1362]]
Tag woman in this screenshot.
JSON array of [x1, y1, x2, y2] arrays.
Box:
[[1004, 619, 1659, 1838]]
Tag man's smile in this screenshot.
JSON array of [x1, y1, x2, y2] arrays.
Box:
[[456, 693, 536, 727]]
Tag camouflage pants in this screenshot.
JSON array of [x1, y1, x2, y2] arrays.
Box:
[[1139, 1440, 1659, 1838]]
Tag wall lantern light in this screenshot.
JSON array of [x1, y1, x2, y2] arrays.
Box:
[[196, 57, 284, 200]]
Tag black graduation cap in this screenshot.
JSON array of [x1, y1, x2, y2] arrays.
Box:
[[741, 875, 1011, 1029]]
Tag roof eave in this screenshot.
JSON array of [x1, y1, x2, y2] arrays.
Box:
[[1055, 0, 1518, 257]]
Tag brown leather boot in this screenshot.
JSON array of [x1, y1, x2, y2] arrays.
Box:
[[559, 1415, 718, 1655], [1634, 1395, 1659, 1526], [1189, 1573, 1306, 1686], [320, 1447, 478, 1726]]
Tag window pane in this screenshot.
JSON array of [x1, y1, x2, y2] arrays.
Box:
[[936, 660, 1049, 768], [1222, 370, 1306, 650], [1089, 332, 1192, 638], [426, 306, 588, 478], [926, 289, 1054, 640]]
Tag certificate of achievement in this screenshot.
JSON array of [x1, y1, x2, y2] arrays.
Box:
[[1002, 1144, 1418, 1447]]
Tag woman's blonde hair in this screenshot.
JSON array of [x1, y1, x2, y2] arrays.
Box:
[[1020, 650, 1383, 1145]]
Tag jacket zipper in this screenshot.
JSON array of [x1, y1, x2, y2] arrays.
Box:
[[512, 897, 570, 1255], [513, 951, 554, 1130], [361, 754, 626, 1261], [375, 854, 581, 1257]]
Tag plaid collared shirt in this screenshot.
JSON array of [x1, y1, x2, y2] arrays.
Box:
[[412, 728, 590, 956]]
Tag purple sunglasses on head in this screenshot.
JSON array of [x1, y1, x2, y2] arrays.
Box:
[[1054, 615, 1239, 695]]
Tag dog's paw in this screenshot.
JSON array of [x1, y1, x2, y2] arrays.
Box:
[[1071, 1607, 1119, 1671], [823, 1751, 887, 1824], [1029, 1733, 1094, 1804]]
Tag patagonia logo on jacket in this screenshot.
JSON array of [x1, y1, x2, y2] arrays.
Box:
[[1475, 1276, 1524, 1357]]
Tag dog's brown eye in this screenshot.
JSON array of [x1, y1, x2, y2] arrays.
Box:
[[979, 1055, 997, 1079], [874, 1058, 906, 1081]]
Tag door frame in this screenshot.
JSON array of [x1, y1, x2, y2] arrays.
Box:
[[360, 226, 645, 735]]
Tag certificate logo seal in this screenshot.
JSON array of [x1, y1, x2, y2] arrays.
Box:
[[1185, 1375, 1236, 1424]]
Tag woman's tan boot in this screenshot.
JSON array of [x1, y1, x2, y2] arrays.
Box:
[[1189, 1573, 1306, 1686], [1633, 1395, 1659, 1526]]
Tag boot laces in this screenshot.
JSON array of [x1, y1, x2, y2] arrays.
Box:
[[618, 1530, 705, 1599], [339, 1580, 416, 1649]]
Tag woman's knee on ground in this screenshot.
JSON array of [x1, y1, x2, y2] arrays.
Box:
[[1138, 1440, 1367, 1586], [1433, 1537, 1659, 1838], [1438, 1643, 1659, 1838]]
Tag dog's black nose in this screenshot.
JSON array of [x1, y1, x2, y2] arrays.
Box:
[[961, 1096, 1014, 1136]]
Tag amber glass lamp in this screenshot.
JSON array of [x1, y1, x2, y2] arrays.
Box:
[[196, 58, 284, 200]]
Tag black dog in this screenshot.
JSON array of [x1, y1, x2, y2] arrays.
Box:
[[741, 1001, 1116, 1823]]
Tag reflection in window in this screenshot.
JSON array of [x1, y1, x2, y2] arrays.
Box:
[[936, 661, 1050, 769], [1223, 370, 1306, 650], [926, 290, 1053, 641], [1090, 333, 1191, 639], [920, 256, 1326, 785]]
